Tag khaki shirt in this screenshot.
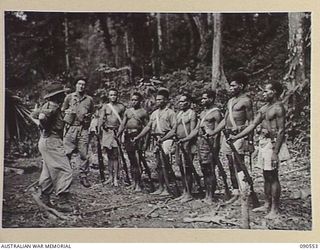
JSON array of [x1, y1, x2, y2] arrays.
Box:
[[62, 92, 94, 123], [32, 101, 64, 138], [150, 107, 177, 134]]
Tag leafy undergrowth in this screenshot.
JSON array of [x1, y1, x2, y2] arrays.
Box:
[[2, 149, 311, 230]]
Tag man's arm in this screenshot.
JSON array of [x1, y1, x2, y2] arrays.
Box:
[[206, 118, 226, 136], [213, 111, 223, 146], [117, 110, 128, 137], [133, 120, 152, 141], [272, 104, 286, 156], [231, 112, 263, 141], [160, 111, 177, 142], [61, 94, 71, 112], [179, 120, 200, 143], [244, 98, 255, 150]]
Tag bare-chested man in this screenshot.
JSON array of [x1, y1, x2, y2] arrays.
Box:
[[181, 90, 222, 204], [133, 88, 177, 196], [99, 88, 125, 187], [117, 92, 148, 192], [207, 72, 254, 196], [229, 82, 290, 219], [174, 93, 197, 202]]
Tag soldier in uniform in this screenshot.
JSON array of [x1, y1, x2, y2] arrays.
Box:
[[62, 78, 94, 188], [32, 83, 73, 212]]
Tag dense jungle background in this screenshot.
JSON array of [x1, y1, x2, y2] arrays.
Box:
[[2, 12, 311, 229]]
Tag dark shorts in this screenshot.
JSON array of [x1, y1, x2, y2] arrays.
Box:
[[263, 169, 279, 183]]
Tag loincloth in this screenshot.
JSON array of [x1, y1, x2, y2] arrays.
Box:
[[257, 137, 291, 171], [197, 136, 212, 164], [101, 128, 118, 149]]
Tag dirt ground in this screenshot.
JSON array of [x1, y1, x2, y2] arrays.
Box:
[[2, 149, 312, 230]]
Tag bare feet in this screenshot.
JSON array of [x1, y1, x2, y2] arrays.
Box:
[[134, 185, 142, 192], [159, 189, 170, 196], [113, 178, 118, 187], [202, 197, 214, 205], [180, 194, 193, 203], [252, 204, 270, 213], [151, 188, 163, 195], [265, 210, 280, 219], [105, 178, 112, 185], [174, 193, 186, 201]]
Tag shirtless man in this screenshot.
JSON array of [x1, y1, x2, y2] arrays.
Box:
[[229, 82, 289, 219], [174, 93, 197, 202], [207, 72, 254, 196], [99, 88, 125, 187], [117, 92, 148, 192], [133, 88, 177, 196], [181, 90, 222, 204]]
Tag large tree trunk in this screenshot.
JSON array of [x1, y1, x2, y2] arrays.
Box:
[[156, 13, 164, 74], [63, 13, 70, 74], [284, 13, 307, 92], [192, 14, 209, 62], [211, 13, 228, 91]]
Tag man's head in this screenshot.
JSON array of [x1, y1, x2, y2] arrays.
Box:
[[108, 88, 118, 103], [131, 92, 143, 108], [156, 88, 169, 109], [201, 90, 216, 107], [75, 78, 87, 95], [263, 82, 283, 102], [178, 93, 192, 111], [229, 71, 249, 97]]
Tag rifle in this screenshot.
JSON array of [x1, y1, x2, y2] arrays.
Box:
[[156, 140, 181, 197], [95, 130, 105, 183], [137, 150, 155, 192], [223, 130, 260, 208], [202, 134, 231, 200], [178, 141, 202, 190], [113, 131, 131, 185]]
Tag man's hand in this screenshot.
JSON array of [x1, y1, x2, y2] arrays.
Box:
[[271, 151, 279, 169], [227, 135, 237, 144]]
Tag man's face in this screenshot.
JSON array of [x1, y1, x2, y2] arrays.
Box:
[[263, 84, 275, 102], [201, 93, 211, 107], [179, 96, 190, 111], [229, 81, 242, 96], [109, 90, 118, 103], [131, 95, 140, 108], [156, 95, 167, 108], [76, 80, 86, 94]]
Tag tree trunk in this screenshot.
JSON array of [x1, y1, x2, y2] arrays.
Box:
[[185, 14, 200, 61], [284, 13, 306, 92], [192, 14, 208, 61], [63, 13, 70, 74], [156, 13, 164, 74], [211, 13, 228, 91]]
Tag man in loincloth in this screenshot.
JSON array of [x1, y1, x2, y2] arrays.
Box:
[[229, 82, 290, 219], [174, 93, 197, 202], [62, 77, 94, 188], [133, 88, 177, 196], [181, 90, 222, 204], [99, 88, 125, 187], [207, 71, 254, 197], [117, 92, 148, 192]]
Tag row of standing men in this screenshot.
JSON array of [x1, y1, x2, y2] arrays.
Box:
[[33, 71, 290, 220]]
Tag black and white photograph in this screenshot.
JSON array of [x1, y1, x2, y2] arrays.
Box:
[[2, 11, 311, 231]]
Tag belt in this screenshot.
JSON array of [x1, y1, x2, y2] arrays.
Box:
[[71, 121, 82, 126]]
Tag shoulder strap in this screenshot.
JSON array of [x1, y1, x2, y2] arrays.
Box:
[[107, 103, 122, 123], [130, 108, 143, 123], [200, 107, 219, 126]]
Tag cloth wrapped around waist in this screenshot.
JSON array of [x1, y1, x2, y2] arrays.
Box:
[[151, 133, 175, 155]]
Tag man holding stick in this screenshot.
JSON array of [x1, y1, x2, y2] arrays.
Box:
[[99, 88, 125, 187], [228, 82, 290, 219], [117, 92, 149, 192], [133, 88, 177, 196], [180, 90, 222, 204], [207, 72, 254, 197], [174, 93, 197, 202]]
